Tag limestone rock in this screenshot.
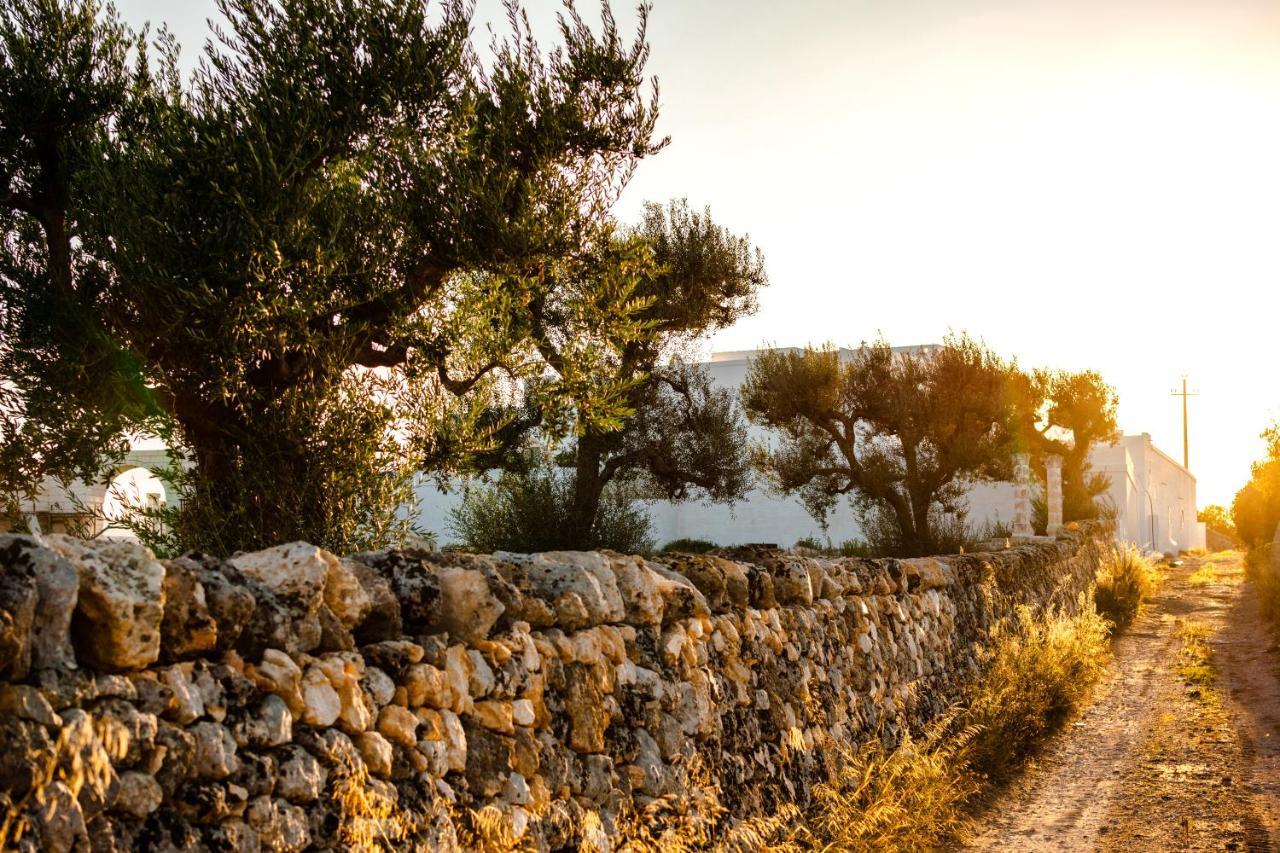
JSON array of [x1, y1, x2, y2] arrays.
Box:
[[113, 772, 163, 819], [0, 683, 59, 726], [0, 536, 80, 672], [404, 663, 450, 709], [512, 698, 536, 728], [247, 649, 304, 717], [228, 542, 328, 656], [496, 551, 626, 629], [345, 559, 402, 643], [255, 694, 293, 748], [49, 536, 165, 672], [152, 720, 197, 796], [190, 721, 239, 780], [359, 640, 423, 679], [299, 665, 341, 728], [565, 664, 609, 753], [363, 667, 396, 708], [181, 556, 257, 653], [322, 554, 373, 629], [377, 704, 419, 748], [275, 745, 326, 803], [902, 557, 954, 591], [606, 554, 665, 626], [462, 718, 514, 798], [357, 730, 394, 777], [317, 601, 355, 652], [473, 556, 558, 628], [0, 550, 36, 680], [159, 559, 217, 661], [350, 550, 442, 634], [32, 779, 88, 853], [436, 566, 504, 643], [331, 667, 372, 734], [472, 700, 514, 734], [161, 665, 204, 724], [468, 650, 496, 699], [645, 562, 712, 623], [246, 795, 310, 852], [440, 709, 467, 772], [442, 645, 474, 714], [755, 554, 814, 606]]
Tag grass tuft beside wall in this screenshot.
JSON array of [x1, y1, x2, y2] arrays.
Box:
[[740, 599, 1114, 851], [1094, 544, 1160, 631]]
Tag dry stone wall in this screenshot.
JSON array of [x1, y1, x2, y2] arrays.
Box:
[[0, 525, 1110, 851]]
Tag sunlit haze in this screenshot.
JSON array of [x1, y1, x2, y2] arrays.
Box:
[[115, 0, 1280, 507]]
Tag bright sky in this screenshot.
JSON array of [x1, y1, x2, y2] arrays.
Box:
[[115, 0, 1280, 508]]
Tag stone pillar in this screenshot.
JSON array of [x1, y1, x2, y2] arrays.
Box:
[[1012, 453, 1034, 538], [1045, 455, 1063, 535]]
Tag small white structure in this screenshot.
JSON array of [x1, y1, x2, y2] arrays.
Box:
[[1091, 432, 1205, 554], [3, 447, 171, 539]]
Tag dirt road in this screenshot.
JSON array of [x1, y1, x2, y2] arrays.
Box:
[[964, 552, 1280, 852]]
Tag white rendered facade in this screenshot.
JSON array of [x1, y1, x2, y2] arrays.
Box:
[[414, 349, 1207, 553]]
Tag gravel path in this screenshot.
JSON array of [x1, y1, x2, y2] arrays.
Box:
[[963, 552, 1280, 852]]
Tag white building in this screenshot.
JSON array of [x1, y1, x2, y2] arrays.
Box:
[[1091, 432, 1205, 553], [38, 352, 1194, 554], [1, 447, 170, 539], [419, 347, 1206, 554]]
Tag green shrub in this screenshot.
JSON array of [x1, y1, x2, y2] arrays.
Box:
[[855, 503, 977, 557], [1094, 544, 1159, 631], [834, 539, 872, 557], [449, 464, 653, 554], [660, 538, 718, 554]]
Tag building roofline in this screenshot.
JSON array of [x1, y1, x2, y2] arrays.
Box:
[[709, 344, 942, 365]]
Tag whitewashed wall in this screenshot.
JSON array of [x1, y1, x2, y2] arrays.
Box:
[[418, 352, 1204, 553], [1092, 433, 1205, 553]]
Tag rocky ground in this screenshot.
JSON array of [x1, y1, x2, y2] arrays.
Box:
[[964, 551, 1280, 852]]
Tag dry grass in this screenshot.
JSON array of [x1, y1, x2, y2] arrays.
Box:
[[796, 709, 981, 851], [456, 805, 531, 853], [1245, 546, 1280, 626], [1187, 551, 1243, 587], [1175, 619, 1216, 698], [602, 754, 731, 852], [0, 713, 127, 849], [728, 601, 1113, 852], [963, 600, 1112, 783], [1095, 545, 1160, 631], [330, 752, 417, 851]]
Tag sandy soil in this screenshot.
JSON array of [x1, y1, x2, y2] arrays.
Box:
[[963, 552, 1280, 852]]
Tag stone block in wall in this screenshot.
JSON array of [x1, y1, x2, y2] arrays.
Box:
[[47, 535, 165, 672]]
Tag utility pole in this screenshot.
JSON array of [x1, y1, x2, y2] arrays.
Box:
[[1170, 375, 1198, 470]]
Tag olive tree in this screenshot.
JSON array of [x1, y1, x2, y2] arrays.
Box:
[[743, 335, 1016, 557], [1012, 368, 1119, 522], [1, 0, 667, 553], [480, 199, 766, 551]]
